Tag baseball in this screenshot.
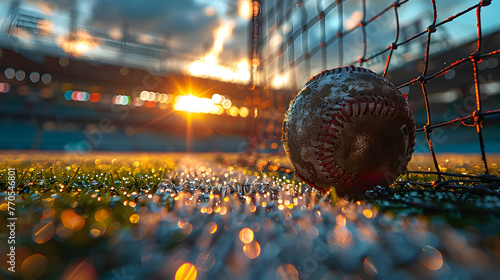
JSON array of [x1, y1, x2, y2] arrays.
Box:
[[282, 66, 416, 198]]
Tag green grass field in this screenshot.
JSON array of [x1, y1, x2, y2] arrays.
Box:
[[1, 152, 500, 280]]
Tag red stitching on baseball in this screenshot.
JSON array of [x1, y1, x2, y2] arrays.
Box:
[[325, 166, 339, 176], [318, 155, 331, 161], [362, 101, 369, 114], [315, 94, 414, 184], [377, 100, 385, 115], [336, 114, 346, 123], [371, 102, 377, 114], [320, 161, 334, 168]]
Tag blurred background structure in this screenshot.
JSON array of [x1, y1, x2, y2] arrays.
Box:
[[0, 0, 499, 154]]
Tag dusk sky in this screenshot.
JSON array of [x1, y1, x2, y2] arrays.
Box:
[[0, 0, 498, 85]]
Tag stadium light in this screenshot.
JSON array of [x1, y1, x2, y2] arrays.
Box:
[[57, 29, 98, 57], [238, 0, 252, 20]]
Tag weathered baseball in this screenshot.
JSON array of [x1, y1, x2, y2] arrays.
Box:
[[282, 66, 416, 198]]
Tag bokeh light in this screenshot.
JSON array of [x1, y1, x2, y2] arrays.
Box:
[[242, 241, 260, 259], [275, 263, 299, 280], [228, 106, 239, 117], [239, 227, 254, 244], [129, 214, 140, 224], [175, 263, 197, 280], [63, 258, 98, 280], [89, 222, 106, 239], [196, 251, 216, 272], [363, 209, 373, 218], [222, 99, 232, 109], [4, 68, 15, 79], [32, 221, 55, 244], [363, 256, 377, 276], [420, 246, 444, 271], [95, 209, 111, 222], [239, 107, 249, 117], [21, 254, 47, 280], [29, 72, 40, 83], [61, 209, 85, 231], [211, 93, 223, 104], [207, 221, 217, 234]]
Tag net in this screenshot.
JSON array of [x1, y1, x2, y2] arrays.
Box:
[[250, 0, 500, 211]]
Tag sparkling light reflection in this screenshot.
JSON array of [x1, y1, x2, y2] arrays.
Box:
[[1, 153, 499, 279]]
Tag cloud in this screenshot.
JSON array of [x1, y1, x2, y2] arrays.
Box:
[[18, 0, 252, 70], [89, 0, 216, 34], [88, 0, 246, 62], [220, 22, 249, 60]]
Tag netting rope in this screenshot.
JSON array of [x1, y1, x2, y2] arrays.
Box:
[[250, 0, 500, 207]]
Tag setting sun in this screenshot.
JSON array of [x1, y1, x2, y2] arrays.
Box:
[[174, 95, 213, 113]]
